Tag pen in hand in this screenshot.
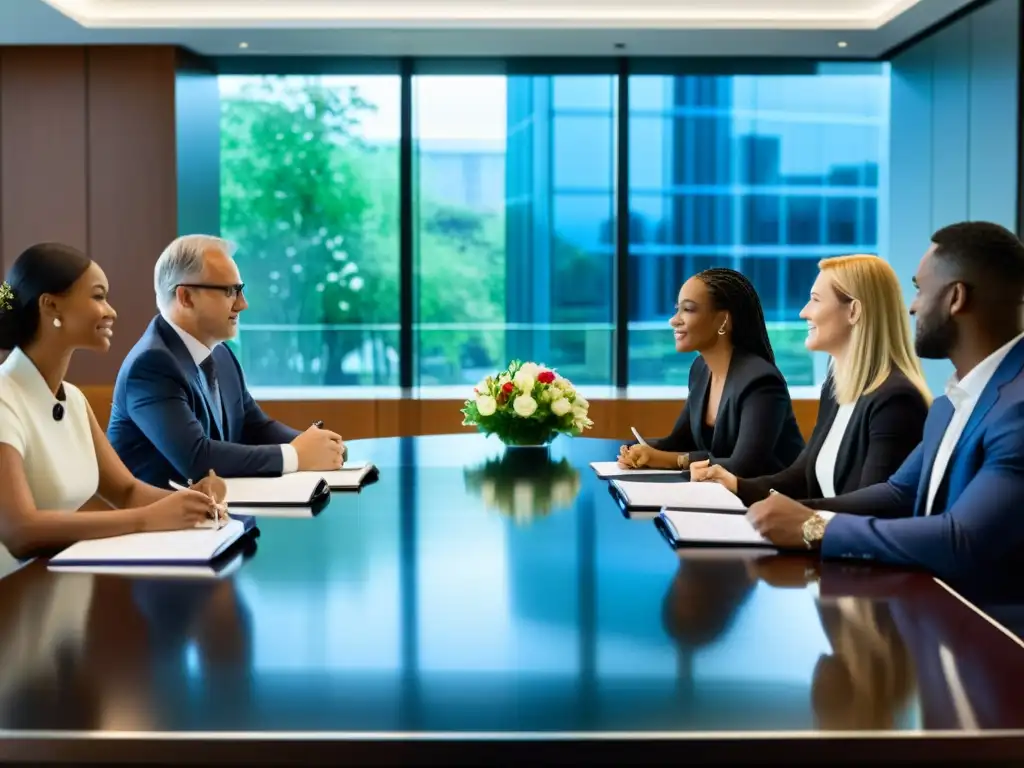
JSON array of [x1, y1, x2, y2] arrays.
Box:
[[630, 427, 649, 446], [169, 479, 225, 529]]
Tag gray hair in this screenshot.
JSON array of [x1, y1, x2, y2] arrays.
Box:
[[154, 235, 236, 310]]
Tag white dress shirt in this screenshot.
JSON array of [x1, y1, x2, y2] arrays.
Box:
[[162, 316, 298, 474], [923, 330, 1024, 516], [816, 332, 1024, 525], [815, 401, 856, 498], [0, 348, 100, 571]]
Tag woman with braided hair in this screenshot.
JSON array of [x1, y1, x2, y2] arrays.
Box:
[[618, 267, 804, 476], [690, 255, 930, 506]]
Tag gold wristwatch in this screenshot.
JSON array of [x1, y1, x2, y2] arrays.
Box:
[[677, 454, 690, 470], [801, 512, 828, 550]]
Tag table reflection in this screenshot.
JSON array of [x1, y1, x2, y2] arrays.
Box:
[[0, 569, 97, 729], [661, 557, 757, 650], [812, 597, 915, 730], [0, 437, 1022, 748], [463, 448, 582, 525]]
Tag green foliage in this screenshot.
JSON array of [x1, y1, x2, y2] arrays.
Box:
[[219, 75, 506, 385]]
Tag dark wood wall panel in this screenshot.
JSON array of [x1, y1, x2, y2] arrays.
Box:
[[79, 387, 822, 445], [84, 46, 178, 385], [0, 47, 88, 270]]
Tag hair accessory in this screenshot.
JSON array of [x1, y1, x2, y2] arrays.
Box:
[[0, 282, 13, 312]]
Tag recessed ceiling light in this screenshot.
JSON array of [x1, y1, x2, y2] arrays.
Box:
[[239, 41, 249, 49], [837, 41, 848, 48]]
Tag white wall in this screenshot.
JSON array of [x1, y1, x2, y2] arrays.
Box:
[[886, 0, 1021, 393]]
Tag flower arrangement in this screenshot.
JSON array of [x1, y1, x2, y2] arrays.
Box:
[[461, 360, 593, 446], [0, 282, 13, 312], [464, 455, 581, 525]]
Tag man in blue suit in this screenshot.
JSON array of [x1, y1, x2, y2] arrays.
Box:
[[108, 235, 345, 486], [747, 221, 1024, 587]]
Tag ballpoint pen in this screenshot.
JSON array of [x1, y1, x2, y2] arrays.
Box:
[[630, 427, 648, 446], [169, 479, 224, 529]]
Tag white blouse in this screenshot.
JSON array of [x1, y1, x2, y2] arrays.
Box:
[[814, 401, 856, 498], [0, 348, 99, 569]]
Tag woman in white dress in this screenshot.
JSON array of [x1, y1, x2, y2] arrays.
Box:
[[0, 243, 226, 568]]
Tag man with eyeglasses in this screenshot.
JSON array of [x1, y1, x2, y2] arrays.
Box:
[[743, 221, 1024, 592], [108, 235, 345, 486]]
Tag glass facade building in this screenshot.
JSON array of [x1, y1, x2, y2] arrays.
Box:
[[219, 66, 888, 390]]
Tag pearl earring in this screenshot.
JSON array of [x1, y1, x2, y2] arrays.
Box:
[[53, 318, 62, 328]]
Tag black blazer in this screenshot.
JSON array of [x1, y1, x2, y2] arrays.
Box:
[[649, 350, 805, 477], [735, 368, 929, 506]]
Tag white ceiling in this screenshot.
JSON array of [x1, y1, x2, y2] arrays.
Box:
[[0, 0, 980, 57]]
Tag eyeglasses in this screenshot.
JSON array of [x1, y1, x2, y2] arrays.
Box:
[[176, 283, 245, 299]]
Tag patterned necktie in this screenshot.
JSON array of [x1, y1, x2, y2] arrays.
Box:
[[200, 355, 224, 434]]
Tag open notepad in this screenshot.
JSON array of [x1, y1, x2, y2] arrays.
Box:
[[48, 518, 248, 567], [656, 508, 774, 549], [589, 462, 685, 479], [224, 474, 330, 507], [312, 461, 377, 490], [610, 477, 746, 512]]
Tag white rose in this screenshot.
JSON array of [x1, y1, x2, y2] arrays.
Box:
[[513, 370, 535, 393], [572, 405, 587, 420], [475, 377, 491, 394], [550, 397, 572, 417], [513, 394, 538, 417], [538, 388, 552, 403], [518, 362, 541, 379], [475, 395, 497, 416], [574, 395, 589, 410]]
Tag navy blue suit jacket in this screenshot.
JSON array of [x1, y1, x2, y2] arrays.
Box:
[[816, 337, 1024, 585], [108, 316, 301, 486]]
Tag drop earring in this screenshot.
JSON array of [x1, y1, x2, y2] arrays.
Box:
[[717, 323, 727, 336], [53, 318, 62, 328]]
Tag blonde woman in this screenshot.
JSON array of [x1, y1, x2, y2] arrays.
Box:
[[692, 254, 931, 505]]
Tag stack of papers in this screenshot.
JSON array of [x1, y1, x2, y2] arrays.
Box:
[[656, 508, 774, 550], [610, 477, 746, 512], [48, 518, 247, 567], [589, 462, 684, 478]]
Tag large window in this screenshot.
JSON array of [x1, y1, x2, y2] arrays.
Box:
[[413, 75, 616, 386], [220, 75, 400, 387], [627, 72, 888, 386], [218, 65, 888, 393]]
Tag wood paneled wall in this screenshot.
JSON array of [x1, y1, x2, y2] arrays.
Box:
[[0, 46, 178, 385], [80, 386, 821, 443]]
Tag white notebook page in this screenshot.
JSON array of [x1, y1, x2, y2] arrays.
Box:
[[50, 519, 244, 564], [309, 462, 374, 489], [589, 462, 683, 478], [224, 474, 323, 505], [660, 509, 770, 546], [612, 479, 746, 511]]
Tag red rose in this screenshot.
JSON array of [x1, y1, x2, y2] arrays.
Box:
[[537, 371, 555, 384], [502, 382, 514, 393]]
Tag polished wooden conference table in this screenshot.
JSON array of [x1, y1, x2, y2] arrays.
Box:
[[0, 435, 1023, 764]]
